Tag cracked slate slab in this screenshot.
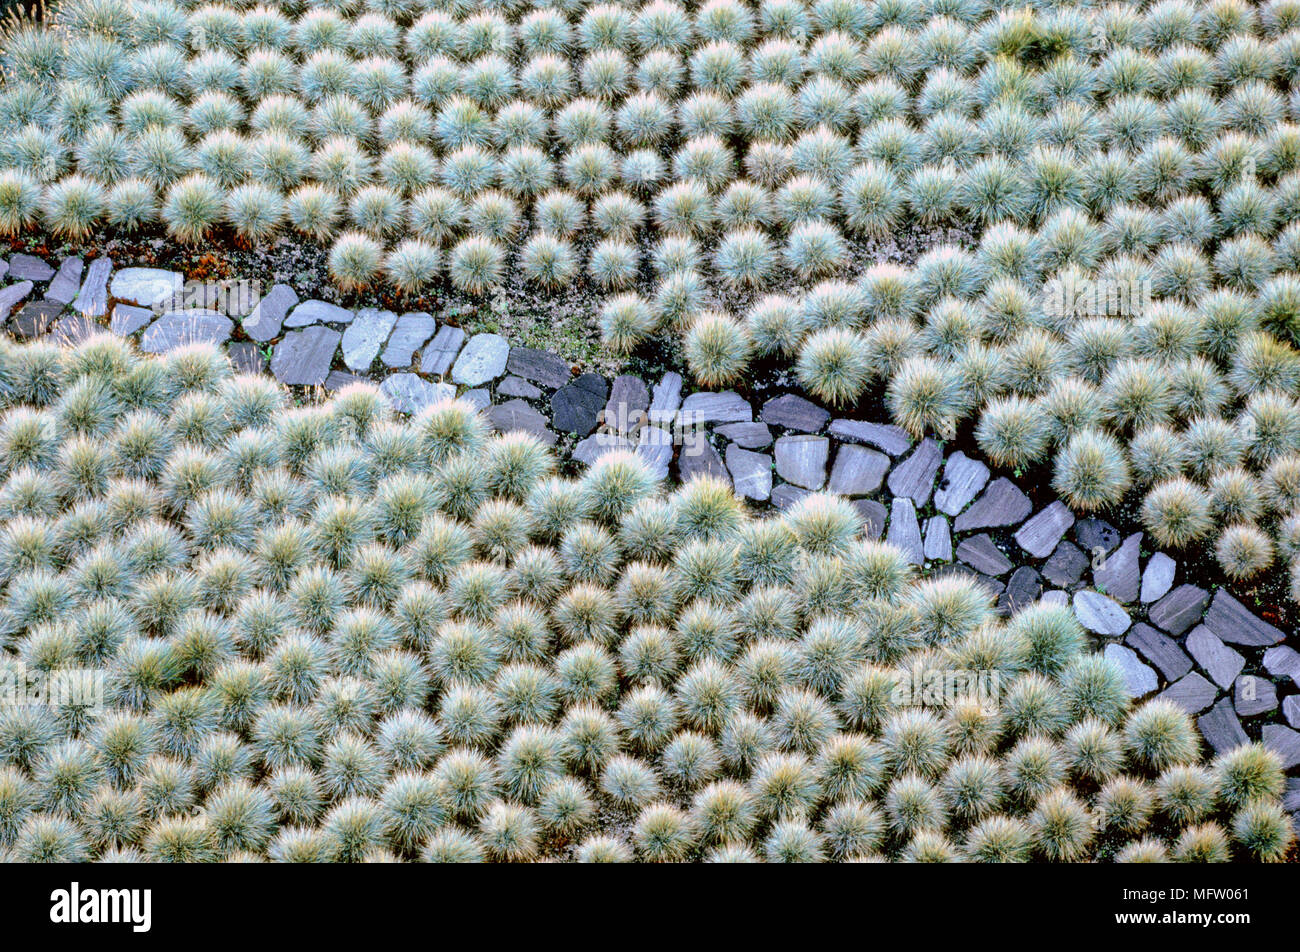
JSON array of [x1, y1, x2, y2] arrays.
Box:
[[486, 399, 556, 444], [1000, 566, 1043, 616], [680, 391, 752, 426], [452, 333, 509, 386], [1261, 724, 1300, 768], [553, 373, 609, 435], [110, 304, 153, 336], [953, 478, 1031, 533], [923, 516, 951, 562], [886, 497, 923, 566], [726, 445, 772, 502], [679, 433, 729, 485], [886, 438, 941, 507], [420, 325, 466, 376], [44, 257, 84, 305], [8, 253, 54, 282], [341, 308, 397, 372], [1093, 532, 1141, 604], [1140, 552, 1176, 603], [380, 374, 454, 415], [828, 444, 890, 496], [0, 281, 34, 321], [1042, 541, 1089, 588], [774, 435, 828, 491], [770, 484, 809, 510], [648, 372, 683, 426], [1263, 646, 1300, 688], [1015, 502, 1075, 559], [1126, 623, 1193, 681], [1202, 590, 1284, 647], [109, 267, 182, 307], [605, 375, 650, 432], [1074, 518, 1121, 557], [761, 394, 829, 432], [506, 347, 571, 389], [1159, 672, 1218, 715], [71, 257, 111, 318], [827, 419, 911, 455], [854, 499, 887, 540], [1234, 675, 1277, 716], [1105, 644, 1158, 698], [381, 312, 436, 368], [242, 283, 298, 342], [1199, 698, 1249, 755], [1285, 696, 1300, 729], [1147, 585, 1209, 636], [716, 422, 772, 449], [141, 310, 233, 353], [1073, 590, 1130, 635], [934, 452, 990, 516], [1186, 626, 1246, 690], [285, 299, 354, 327], [271, 326, 341, 386], [956, 534, 1013, 576]]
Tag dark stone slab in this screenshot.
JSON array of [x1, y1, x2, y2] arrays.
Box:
[[50, 314, 108, 345], [1093, 531, 1141, 604], [1147, 584, 1209, 636], [552, 373, 608, 435], [486, 399, 557, 445], [1126, 623, 1193, 681], [1202, 590, 1285, 647], [44, 256, 84, 305], [271, 326, 341, 386], [0, 280, 34, 321], [933, 452, 990, 516], [8, 252, 54, 281], [1261, 724, 1300, 768], [761, 393, 829, 432], [770, 483, 809, 510], [1014, 502, 1075, 559], [1234, 675, 1278, 716], [71, 257, 112, 318], [827, 419, 911, 455], [937, 563, 1004, 600], [886, 497, 923, 566], [110, 303, 153, 336], [1198, 698, 1249, 755], [605, 375, 650, 432], [1185, 625, 1245, 690], [10, 300, 61, 338], [853, 499, 887, 540], [999, 566, 1042, 616], [952, 478, 1032, 533], [381, 312, 436, 368], [1074, 518, 1121, 557], [1159, 672, 1218, 715], [228, 341, 268, 375], [324, 370, 365, 391], [716, 422, 773, 449], [506, 346, 571, 389], [498, 375, 542, 399], [679, 433, 729, 485], [886, 438, 942, 507], [955, 534, 1013, 576], [1042, 541, 1089, 587]]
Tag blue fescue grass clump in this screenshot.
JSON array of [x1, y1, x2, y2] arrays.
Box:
[[0, 337, 1289, 864]]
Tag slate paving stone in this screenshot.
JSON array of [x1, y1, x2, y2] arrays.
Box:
[[8, 252, 54, 281], [886, 438, 941, 506], [242, 283, 298, 342], [381, 312, 436, 368], [938, 563, 1004, 600], [452, 333, 509, 386], [497, 376, 542, 399], [0, 259, 7, 280], [485, 401, 556, 443], [1105, 644, 1158, 698], [679, 433, 729, 485], [679, 390, 752, 425], [1147, 584, 1210, 636], [1042, 541, 1089, 587], [71, 257, 112, 318], [552, 373, 608, 435], [760, 394, 829, 432], [827, 444, 890, 495], [462, 388, 490, 411], [726, 445, 772, 502], [648, 372, 683, 426], [1198, 698, 1249, 755], [1125, 623, 1193, 681], [770, 483, 809, 510], [420, 325, 466, 375], [1093, 531, 1141, 604], [141, 311, 233, 353], [1073, 590, 1130, 635], [341, 308, 397, 371], [324, 370, 364, 391], [1201, 590, 1285, 647], [956, 534, 1013, 576], [44, 257, 83, 305], [50, 314, 107, 346], [110, 267, 182, 307], [380, 374, 454, 415], [1040, 590, 1068, 607], [605, 375, 650, 432], [285, 299, 354, 327], [933, 452, 990, 516], [853, 499, 887, 540], [1286, 777, 1300, 813], [1284, 696, 1300, 729], [1140, 552, 1176, 603], [271, 326, 342, 385], [11, 300, 62, 338], [1261, 724, 1300, 768], [227, 341, 268, 375], [636, 426, 672, 480], [1000, 566, 1042, 616], [1263, 645, 1300, 688], [0, 280, 33, 321], [1014, 502, 1075, 559], [1159, 672, 1218, 715], [1234, 675, 1278, 716], [716, 422, 772, 449], [1185, 626, 1246, 690], [827, 419, 911, 455], [952, 478, 1032, 532], [886, 497, 923, 566], [110, 303, 153, 336], [774, 435, 828, 490], [923, 516, 951, 562], [573, 432, 633, 465], [1073, 517, 1121, 557], [506, 347, 571, 389]]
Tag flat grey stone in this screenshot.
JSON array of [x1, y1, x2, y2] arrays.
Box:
[[1140, 552, 1176, 603], [50, 314, 107, 346], [828, 444, 890, 496], [140, 310, 233, 353], [324, 370, 365, 391], [1186, 625, 1245, 690], [497, 376, 542, 399], [952, 478, 1032, 533], [1040, 590, 1069, 607], [956, 534, 1013, 576], [1000, 566, 1043, 616], [341, 308, 397, 372], [1199, 698, 1248, 755], [1286, 777, 1300, 813], [486, 399, 556, 444], [506, 347, 570, 389], [382, 312, 436, 368], [1015, 502, 1076, 559], [853, 499, 887, 540], [8, 252, 54, 282], [648, 372, 683, 426], [462, 388, 491, 411], [11, 300, 61, 338], [44, 257, 83, 305], [771, 483, 809, 510], [726, 445, 772, 502], [420, 325, 466, 375], [1105, 644, 1158, 698], [1159, 672, 1218, 714], [716, 422, 773, 448], [0, 280, 34, 321], [573, 432, 634, 465], [923, 516, 951, 562], [1284, 695, 1300, 729], [452, 333, 509, 386], [227, 341, 268, 375], [636, 426, 672, 480], [886, 438, 941, 507], [285, 299, 354, 327], [109, 267, 182, 307], [1234, 675, 1277, 716], [827, 419, 911, 455], [774, 435, 828, 490], [1092, 531, 1141, 604], [1073, 590, 1130, 636], [552, 373, 608, 435], [1261, 724, 1300, 768], [380, 374, 454, 415], [1202, 590, 1285, 647], [1126, 623, 1193, 681], [933, 452, 990, 516], [886, 497, 923, 565], [679, 390, 753, 426], [271, 326, 341, 386], [110, 303, 153, 336], [605, 375, 650, 433], [1147, 584, 1209, 636], [0, 259, 6, 280], [1263, 645, 1300, 688], [1042, 541, 1088, 587], [761, 394, 829, 432], [1073, 518, 1121, 557], [71, 257, 112, 318], [678, 433, 729, 486], [241, 283, 298, 342]]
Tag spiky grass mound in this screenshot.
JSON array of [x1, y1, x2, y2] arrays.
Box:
[[0, 337, 1290, 864]]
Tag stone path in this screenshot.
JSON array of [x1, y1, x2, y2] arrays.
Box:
[[1, 249, 1298, 804]]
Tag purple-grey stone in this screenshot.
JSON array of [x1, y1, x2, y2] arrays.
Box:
[[923, 516, 951, 562], [886, 438, 941, 507], [1202, 590, 1285, 647], [774, 435, 828, 490], [486, 399, 556, 444], [636, 426, 672, 480], [8, 252, 54, 282], [71, 257, 112, 318], [285, 299, 353, 327], [1126, 623, 1193, 681], [506, 347, 571, 389], [50, 314, 107, 346], [1160, 672, 1218, 715], [726, 445, 772, 502], [227, 341, 268, 375], [271, 326, 341, 386], [770, 483, 809, 510], [886, 497, 923, 566], [573, 432, 633, 465], [141, 310, 233, 353], [648, 372, 683, 426], [1261, 724, 1300, 768], [1199, 699, 1249, 755], [1233, 675, 1277, 716], [952, 478, 1032, 533], [1093, 531, 1142, 604], [827, 419, 911, 456], [1074, 518, 1121, 557], [933, 452, 990, 516], [1263, 646, 1300, 688], [1284, 696, 1300, 729], [242, 283, 298, 342], [1186, 625, 1246, 690], [1073, 590, 1130, 636], [497, 376, 542, 400], [680, 391, 753, 426], [341, 307, 397, 371], [0, 280, 33, 321], [1105, 643, 1158, 698], [1147, 585, 1209, 636], [324, 370, 365, 391], [1140, 552, 1176, 603], [110, 303, 153, 336], [43, 256, 84, 305], [1042, 541, 1089, 588], [854, 499, 887, 540], [110, 267, 181, 307], [451, 333, 509, 386], [605, 375, 650, 432], [420, 325, 466, 376], [716, 422, 772, 449], [381, 312, 436, 368], [679, 433, 729, 486], [11, 300, 61, 338], [828, 444, 890, 496], [1000, 566, 1043, 617], [761, 394, 829, 432], [552, 373, 608, 435], [956, 534, 1013, 576], [1015, 502, 1076, 559]]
